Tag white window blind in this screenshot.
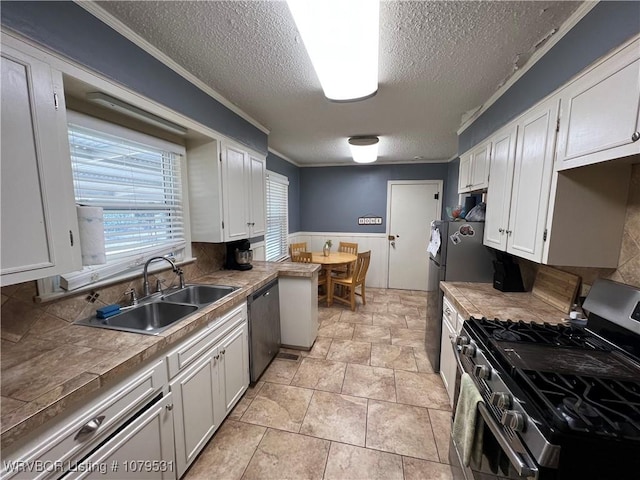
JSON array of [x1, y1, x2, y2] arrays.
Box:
[[265, 171, 289, 261], [59, 111, 187, 290]]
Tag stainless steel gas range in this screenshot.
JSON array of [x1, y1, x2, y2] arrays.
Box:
[[450, 279, 640, 480]]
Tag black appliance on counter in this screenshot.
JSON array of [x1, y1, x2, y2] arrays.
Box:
[[492, 251, 525, 292], [225, 239, 253, 271], [450, 278, 640, 479]]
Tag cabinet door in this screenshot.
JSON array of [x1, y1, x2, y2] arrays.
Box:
[[249, 154, 266, 237], [65, 394, 175, 480], [219, 323, 249, 413], [556, 39, 640, 170], [170, 351, 222, 478], [439, 316, 456, 407], [1, 44, 81, 285], [221, 143, 250, 241], [484, 124, 517, 251], [457, 152, 472, 193], [507, 99, 558, 262], [470, 142, 491, 190]]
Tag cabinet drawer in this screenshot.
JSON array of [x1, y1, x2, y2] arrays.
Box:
[[442, 296, 458, 328], [166, 303, 246, 379], [2, 360, 166, 480]]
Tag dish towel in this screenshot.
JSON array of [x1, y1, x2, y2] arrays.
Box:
[[452, 372, 485, 467]]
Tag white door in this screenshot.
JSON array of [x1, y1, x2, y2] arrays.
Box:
[[387, 181, 442, 290]]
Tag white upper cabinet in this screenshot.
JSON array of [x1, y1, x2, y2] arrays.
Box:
[[483, 124, 518, 251], [556, 38, 640, 170], [1, 41, 81, 286], [188, 139, 266, 243], [458, 141, 491, 193], [506, 99, 558, 262]]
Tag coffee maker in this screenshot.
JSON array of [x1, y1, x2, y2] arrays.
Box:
[[493, 251, 525, 292], [225, 239, 253, 271]]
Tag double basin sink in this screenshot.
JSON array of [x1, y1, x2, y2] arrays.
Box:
[[75, 284, 237, 335]]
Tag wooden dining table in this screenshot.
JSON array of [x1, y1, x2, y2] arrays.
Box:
[[310, 251, 357, 305]]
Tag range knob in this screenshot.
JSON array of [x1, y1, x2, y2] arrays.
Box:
[[489, 392, 512, 409], [474, 364, 491, 380], [461, 344, 476, 357], [501, 410, 526, 432], [455, 335, 470, 346]]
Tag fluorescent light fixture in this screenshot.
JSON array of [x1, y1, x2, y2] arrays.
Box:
[[287, 0, 379, 102], [86, 92, 188, 135], [349, 136, 379, 163]]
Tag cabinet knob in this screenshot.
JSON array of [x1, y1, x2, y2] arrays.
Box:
[[498, 228, 504, 233], [221, 349, 226, 355], [505, 230, 512, 235], [215, 354, 220, 360], [632, 132, 640, 142], [166, 404, 174, 411]]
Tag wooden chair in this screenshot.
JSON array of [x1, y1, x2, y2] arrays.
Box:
[[289, 242, 307, 259], [331, 251, 371, 311], [293, 252, 328, 302], [333, 241, 359, 277]]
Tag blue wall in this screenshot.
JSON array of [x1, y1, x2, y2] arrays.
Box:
[[1, 1, 268, 154], [266, 152, 301, 233], [300, 163, 449, 233], [459, 1, 640, 152], [444, 158, 460, 213]]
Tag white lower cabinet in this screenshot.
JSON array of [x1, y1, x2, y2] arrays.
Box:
[[278, 274, 319, 349], [64, 393, 175, 480], [167, 304, 249, 478], [439, 297, 458, 407]]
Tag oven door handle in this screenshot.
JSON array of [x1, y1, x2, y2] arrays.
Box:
[[477, 403, 539, 479]]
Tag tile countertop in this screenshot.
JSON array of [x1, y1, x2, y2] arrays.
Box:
[[0, 261, 320, 450], [440, 282, 569, 325]]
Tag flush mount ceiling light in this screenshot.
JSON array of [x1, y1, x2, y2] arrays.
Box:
[[86, 92, 188, 135], [287, 0, 379, 102], [348, 136, 379, 164]]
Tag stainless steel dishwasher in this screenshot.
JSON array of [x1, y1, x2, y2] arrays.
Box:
[[247, 279, 281, 383]]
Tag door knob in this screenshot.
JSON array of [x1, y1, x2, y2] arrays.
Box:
[[390, 241, 396, 248], [632, 131, 640, 142], [388, 235, 395, 241]]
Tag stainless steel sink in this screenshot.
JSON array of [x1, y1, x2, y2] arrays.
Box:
[[75, 284, 237, 335], [162, 284, 237, 306]]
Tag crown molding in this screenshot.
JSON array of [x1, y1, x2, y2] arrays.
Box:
[[457, 0, 599, 135], [76, 0, 270, 135], [267, 147, 302, 167]]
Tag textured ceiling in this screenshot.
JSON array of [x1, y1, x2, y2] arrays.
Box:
[[94, 1, 581, 166]]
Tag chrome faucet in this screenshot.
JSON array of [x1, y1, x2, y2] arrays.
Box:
[[142, 256, 185, 296]]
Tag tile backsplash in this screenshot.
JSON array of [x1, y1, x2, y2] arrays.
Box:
[[520, 162, 640, 296], [0, 243, 226, 342]]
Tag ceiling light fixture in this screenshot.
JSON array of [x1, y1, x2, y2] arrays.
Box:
[[86, 92, 188, 135], [348, 136, 379, 164], [287, 0, 379, 102]]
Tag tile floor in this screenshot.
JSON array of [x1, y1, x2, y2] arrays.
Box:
[[183, 288, 459, 480]]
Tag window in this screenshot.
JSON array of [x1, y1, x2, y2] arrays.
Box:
[[58, 111, 188, 290], [265, 171, 289, 261]]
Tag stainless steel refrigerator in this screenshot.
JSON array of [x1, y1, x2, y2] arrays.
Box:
[[425, 220, 495, 371]]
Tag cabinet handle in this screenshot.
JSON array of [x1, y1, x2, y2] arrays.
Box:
[[445, 308, 451, 315], [506, 230, 512, 235], [632, 132, 640, 142], [166, 404, 174, 411], [221, 349, 226, 355], [498, 228, 504, 233], [74, 415, 105, 442], [215, 354, 220, 360]]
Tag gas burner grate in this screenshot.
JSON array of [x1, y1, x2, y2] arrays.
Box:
[[517, 369, 640, 440]]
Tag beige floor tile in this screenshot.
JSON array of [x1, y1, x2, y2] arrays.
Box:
[[326, 339, 371, 365], [244, 381, 264, 398], [429, 408, 453, 464], [399, 295, 427, 307], [290, 357, 346, 393], [405, 315, 427, 330], [390, 327, 426, 348], [242, 429, 330, 480], [183, 420, 265, 480], [403, 457, 458, 480], [340, 310, 374, 324], [324, 442, 403, 480], [352, 324, 391, 344], [305, 337, 333, 359], [372, 312, 408, 328], [318, 322, 354, 339], [413, 348, 436, 373], [357, 302, 389, 314], [395, 371, 450, 410], [370, 344, 418, 371], [240, 382, 313, 432], [299, 391, 367, 446], [366, 400, 439, 461], [260, 359, 300, 385], [372, 293, 402, 304], [342, 363, 396, 402], [227, 395, 252, 420], [387, 303, 421, 316], [319, 308, 343, 323]]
